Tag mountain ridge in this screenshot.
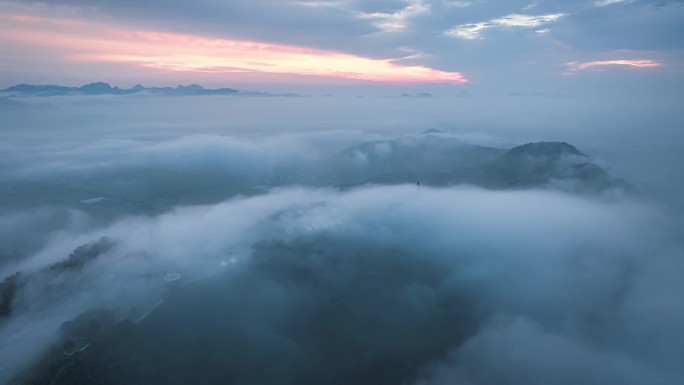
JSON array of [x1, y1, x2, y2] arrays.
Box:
[[330, 137, 629, 193], [0, 82, 302, 97]]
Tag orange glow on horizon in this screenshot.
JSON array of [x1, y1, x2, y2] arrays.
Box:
[[0, 12, 468, 85]]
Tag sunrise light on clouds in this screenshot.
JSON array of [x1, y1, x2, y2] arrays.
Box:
[[564, 59, 661, 75], [0, 0, 675, 92], [0, 12, 468, 85]]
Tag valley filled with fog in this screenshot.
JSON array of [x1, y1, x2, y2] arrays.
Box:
[[1, 95, 683, 385]]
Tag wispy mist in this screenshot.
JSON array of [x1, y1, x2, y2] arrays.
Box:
[[1, 95, 683, 384]]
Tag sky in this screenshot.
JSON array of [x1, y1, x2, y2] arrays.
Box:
[[1, 0, 683, 95]]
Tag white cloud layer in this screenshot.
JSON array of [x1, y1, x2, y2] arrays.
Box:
[[358, 0, 431, 32], [2, 183, 683, 383], [0, 95, 683, 383], [445, 13, 567, 40], [595, 0, 635, 6]]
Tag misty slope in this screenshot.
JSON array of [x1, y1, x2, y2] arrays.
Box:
[[0, 238, 115, 320], [0, 137, 626, 222], [0, 136, 629, 261], [476, 141, 630, 191], [329, 137, 628, 193], [322, 135, 505, 185], [14, 238, 478, 385], [0, 97, 26, 108], [4, 186, 682, 385]]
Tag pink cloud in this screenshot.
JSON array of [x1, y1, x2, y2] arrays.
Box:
[[0, 12, 468, 85], [565, 59, 661, 73]]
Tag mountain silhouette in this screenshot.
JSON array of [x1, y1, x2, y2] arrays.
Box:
[[0, 83, 295, 97]]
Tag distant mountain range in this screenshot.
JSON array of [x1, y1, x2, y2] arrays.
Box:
[[0, 82, 302, 97]]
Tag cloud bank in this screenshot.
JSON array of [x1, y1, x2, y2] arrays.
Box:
[[2, 184, 683, 384], [0, 94, 683, 384]]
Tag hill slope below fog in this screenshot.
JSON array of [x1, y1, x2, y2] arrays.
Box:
[[326, 138, 628, 193], [0, 137, 629, 233]]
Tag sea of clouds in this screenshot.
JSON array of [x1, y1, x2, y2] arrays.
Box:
[[0, 95, 683, 384]]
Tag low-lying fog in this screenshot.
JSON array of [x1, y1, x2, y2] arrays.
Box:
[[1, 95, 683, 385]]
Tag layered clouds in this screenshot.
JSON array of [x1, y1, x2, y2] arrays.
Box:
[[2, 183, 684, 384]]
